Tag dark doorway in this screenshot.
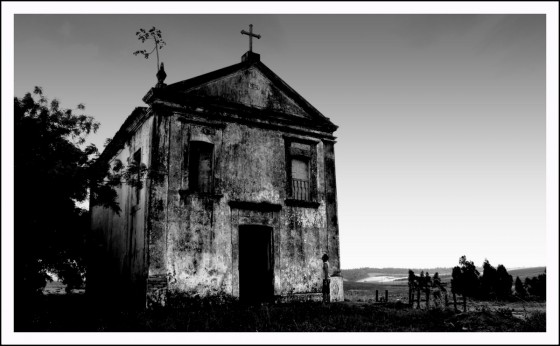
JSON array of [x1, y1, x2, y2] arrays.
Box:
[[239, 225, 274, 303]]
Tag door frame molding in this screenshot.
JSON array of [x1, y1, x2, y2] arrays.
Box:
[[230, 203, 281, 298]]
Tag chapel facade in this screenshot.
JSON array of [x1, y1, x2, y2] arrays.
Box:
[[89, 47, 343, 307]]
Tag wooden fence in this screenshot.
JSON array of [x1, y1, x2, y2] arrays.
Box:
[[407, 283, 468, 311]]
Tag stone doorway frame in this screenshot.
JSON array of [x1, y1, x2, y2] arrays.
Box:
[[229, 201, 282, 298]]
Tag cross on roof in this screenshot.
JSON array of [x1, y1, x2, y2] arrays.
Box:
[[240, 24, 261, 52]]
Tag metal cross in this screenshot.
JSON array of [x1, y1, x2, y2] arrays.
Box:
[[241, 24, 261, 52]]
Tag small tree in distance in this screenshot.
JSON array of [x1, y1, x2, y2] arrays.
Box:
[[480, 259, 497, 299], [495, 264, 513, 299], [459, 255, 480, 298], [525, 273, 546, 300], [451, 266, 462, 311], [451, 255, 480, 311], [514, 276, 527, 298]]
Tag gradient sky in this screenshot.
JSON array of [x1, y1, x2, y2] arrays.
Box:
[[14, 14, 546, 270]]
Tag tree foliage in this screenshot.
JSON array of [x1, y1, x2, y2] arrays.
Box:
[[459, 255, 480, 297], [480, 259, 497, 298], [495, 264, 513, 298], [432, 272, 442, 289], [514, 276, 527, 298], [478, 259, 514, 299], [15, 87, 145, 299], [451, 266, 463, 295], [525, 273, 546, 300], [15, 87, 99, 297], [133, 26, 166, 71], [451, 255, 480, 299]]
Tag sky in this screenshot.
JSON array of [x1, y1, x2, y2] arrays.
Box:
[[11, 13, 548, 270]]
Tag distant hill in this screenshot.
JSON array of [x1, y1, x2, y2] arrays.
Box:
[[508, 267, 546, 280], [341, 267, 453, 282], [341, 266, 545, 283]]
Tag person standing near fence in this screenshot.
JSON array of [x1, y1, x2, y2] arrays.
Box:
[[322, 254, 330, 303]]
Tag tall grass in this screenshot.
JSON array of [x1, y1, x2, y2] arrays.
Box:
[[16, 294, 545, 332]]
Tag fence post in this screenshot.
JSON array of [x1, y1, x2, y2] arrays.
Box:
[[416, 288, 421, 309], [425, 288, 430, 309], [385, 290, 388, 303], [375, 290, 378, 302], [453, 292, 458, 311], [409, 286, 413, 306]]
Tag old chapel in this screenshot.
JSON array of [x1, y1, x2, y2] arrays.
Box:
[[89, 28, 343, 307]]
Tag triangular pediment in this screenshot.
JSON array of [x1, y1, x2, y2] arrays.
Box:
[[161, 59, 337, 131], [183, 66, 311, 119]]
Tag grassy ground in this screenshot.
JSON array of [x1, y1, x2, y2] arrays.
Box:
[[344, 280, 546, 315], [16, 292, 545, 332], [23, 269, 546, 332], [18, 278, 545, 332], [344, 280, 410, 303]]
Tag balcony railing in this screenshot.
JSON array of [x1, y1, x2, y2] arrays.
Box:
[[291, 178, 310, 201], [198, 176, 213, 194]]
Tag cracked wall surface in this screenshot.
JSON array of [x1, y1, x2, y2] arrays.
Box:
[[153, 111, 338, 301], [90, 61, 341, 306]]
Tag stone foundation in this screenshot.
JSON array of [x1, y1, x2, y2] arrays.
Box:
[[277, 293, 323, 303]]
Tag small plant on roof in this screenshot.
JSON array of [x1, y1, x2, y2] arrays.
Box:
[[133, 26, 166, 72]]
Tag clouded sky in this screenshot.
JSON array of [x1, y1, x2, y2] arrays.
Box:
[[13, 13, 547, 270]]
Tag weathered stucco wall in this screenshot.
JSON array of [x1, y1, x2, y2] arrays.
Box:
[[164, 115, 230, 298], [95, 58, 341, 306], [89, 116, 153, 303], [280, 205, 327, 296], [323, 140, 341, 272], [149, 110, 337, 301]]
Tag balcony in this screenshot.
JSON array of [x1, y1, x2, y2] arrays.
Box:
[[198, 176, 213, 194], [291, 179, 310, 201]]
